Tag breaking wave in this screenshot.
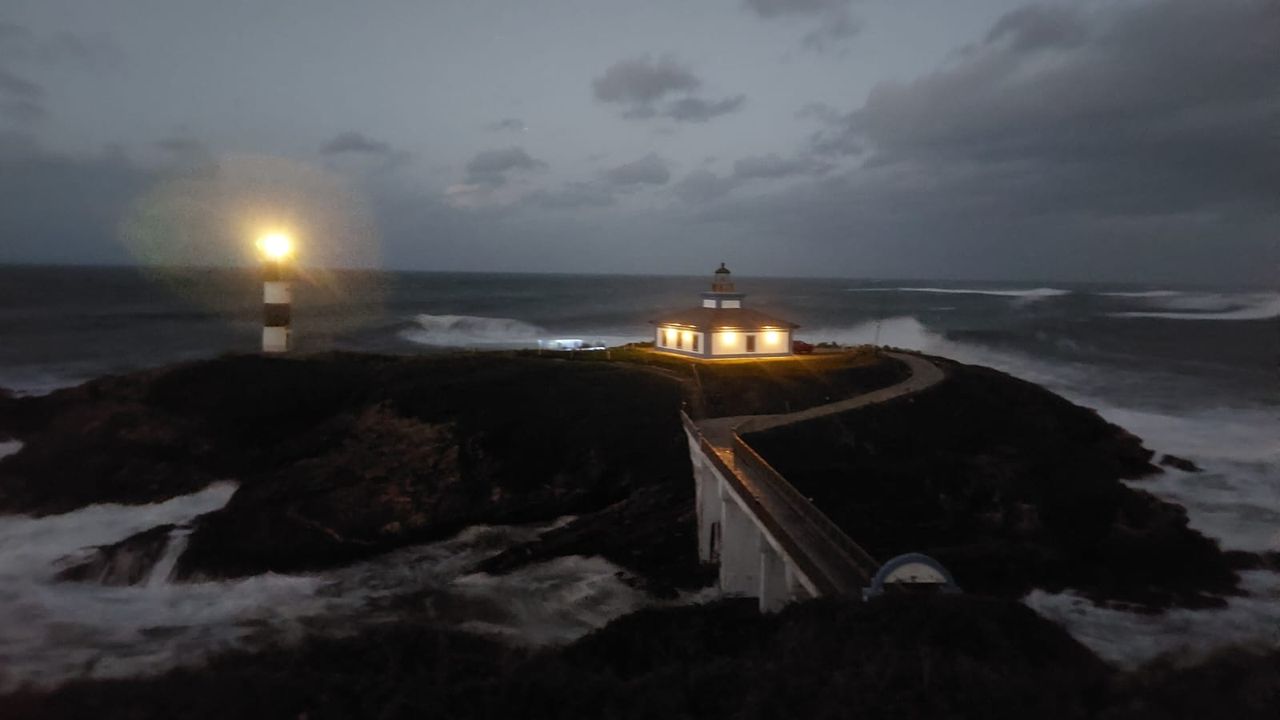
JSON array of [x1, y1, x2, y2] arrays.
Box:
[[846, 286, 1071, 300], [399, 313, 545, 347], [1110, 293, 1280, 321], [0, 484, 649, 691], [1098, 290, 1184, 298]]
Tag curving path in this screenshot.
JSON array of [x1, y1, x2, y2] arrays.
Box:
[[697, 351, 945, 448]]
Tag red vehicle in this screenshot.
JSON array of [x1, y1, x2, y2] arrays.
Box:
[[792, 340, 814, 354]]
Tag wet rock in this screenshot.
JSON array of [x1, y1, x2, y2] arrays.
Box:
[[56, 524, 177, 586], [479, 482, 715, 598], [175, 407, 468, 578], [1159, 454, 1203, 473]]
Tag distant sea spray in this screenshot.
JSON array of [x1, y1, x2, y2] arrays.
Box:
[[398, 313, 645, 350], [399, 313, 546, 347]]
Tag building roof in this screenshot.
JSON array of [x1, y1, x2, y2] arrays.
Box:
[[650, 306, 800, 331]]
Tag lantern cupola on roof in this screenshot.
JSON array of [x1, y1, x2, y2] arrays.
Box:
[[703, 262, 745, 309], [712, 262, 734, 292]]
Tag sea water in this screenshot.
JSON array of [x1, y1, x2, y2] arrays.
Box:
[[0, 265, 1276, 681]]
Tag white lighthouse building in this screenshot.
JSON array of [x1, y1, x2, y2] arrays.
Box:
[[650, 264, 797, 359]]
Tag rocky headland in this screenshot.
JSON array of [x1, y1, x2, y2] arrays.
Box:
[[0, 347, 1273, 716]]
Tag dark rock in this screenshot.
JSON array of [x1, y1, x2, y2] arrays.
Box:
[[1107, 647, 1280, 720], [479, 482, 716, 598], [4, 595, 1115, 720], [746, 358, 1240, 611], [1159, 454, 1203, 473], [56, 524, 178, 585], [175, 407, 468, 578]]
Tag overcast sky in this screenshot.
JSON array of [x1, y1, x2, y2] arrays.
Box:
[[0, 0, 1275, 283]]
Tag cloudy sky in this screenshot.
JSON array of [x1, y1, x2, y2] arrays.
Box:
[[0, 0, 1275, 283]]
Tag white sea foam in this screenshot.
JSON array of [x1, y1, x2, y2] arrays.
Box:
[[400, 313, 546, 347], [451, 555, 649, 646], [1110, 293, 1280, 321], [846, 286, 1071, 300], [0, 485, 647, 691], [1025, 571, 1280, 669], [399, 313, 644, 350], [1098, 290, 1184, 298]]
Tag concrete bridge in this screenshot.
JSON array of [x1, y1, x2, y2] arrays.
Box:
[[683, 352, 947, 611]]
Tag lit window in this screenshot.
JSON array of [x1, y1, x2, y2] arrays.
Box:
[[764, 331, 779, 344]]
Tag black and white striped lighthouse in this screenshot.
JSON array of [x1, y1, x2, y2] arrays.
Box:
[[257, 232, 293, 353]]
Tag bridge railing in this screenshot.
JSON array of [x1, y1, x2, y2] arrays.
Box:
[[681, 410, 881, 598], [730, 433, 881, 594], [732, 430, 880, 589]]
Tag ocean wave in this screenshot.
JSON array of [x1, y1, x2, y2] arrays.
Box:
[[0, 484, 646, 690], [399, 313, 546, 347], [1098, 290, 1184, 298], [846, 287, 1071, 300], [1110, 294, 1280, 321]]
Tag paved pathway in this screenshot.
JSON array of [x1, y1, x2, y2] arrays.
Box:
[[697, 351, 945, 448]]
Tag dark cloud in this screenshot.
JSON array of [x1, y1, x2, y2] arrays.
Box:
[[592, 55, 700, 107], [984, 5, 1088, 52], [603, 153, 670, 186], [529, 181, 616, 209], [464, 146, 547, 186], [674, 168, 740, 204], [732, 153, 827, 179], [665, 94, 746, 123], [0, 22, 124, 69], [592, 55, 744, 123], [0, 68, 44, 124], [486, 117, 527, 132], [826, 0, 1280, 216], [801, 10, 862, 52], [743, 0, 849, 18], [744, 0, 860, 53], [0, 22, 124, 128], [715, 0, 1279, 281], [0, 143, 151, 265], [321, 131, 392, 156]]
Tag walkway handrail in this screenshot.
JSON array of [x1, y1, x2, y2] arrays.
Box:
[[682, 410, 846, 595], [730, 433, 880, 590], [683, 351, 948, 599]]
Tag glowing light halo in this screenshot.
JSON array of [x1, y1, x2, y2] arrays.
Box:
[[256, 231, 294, 261]]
